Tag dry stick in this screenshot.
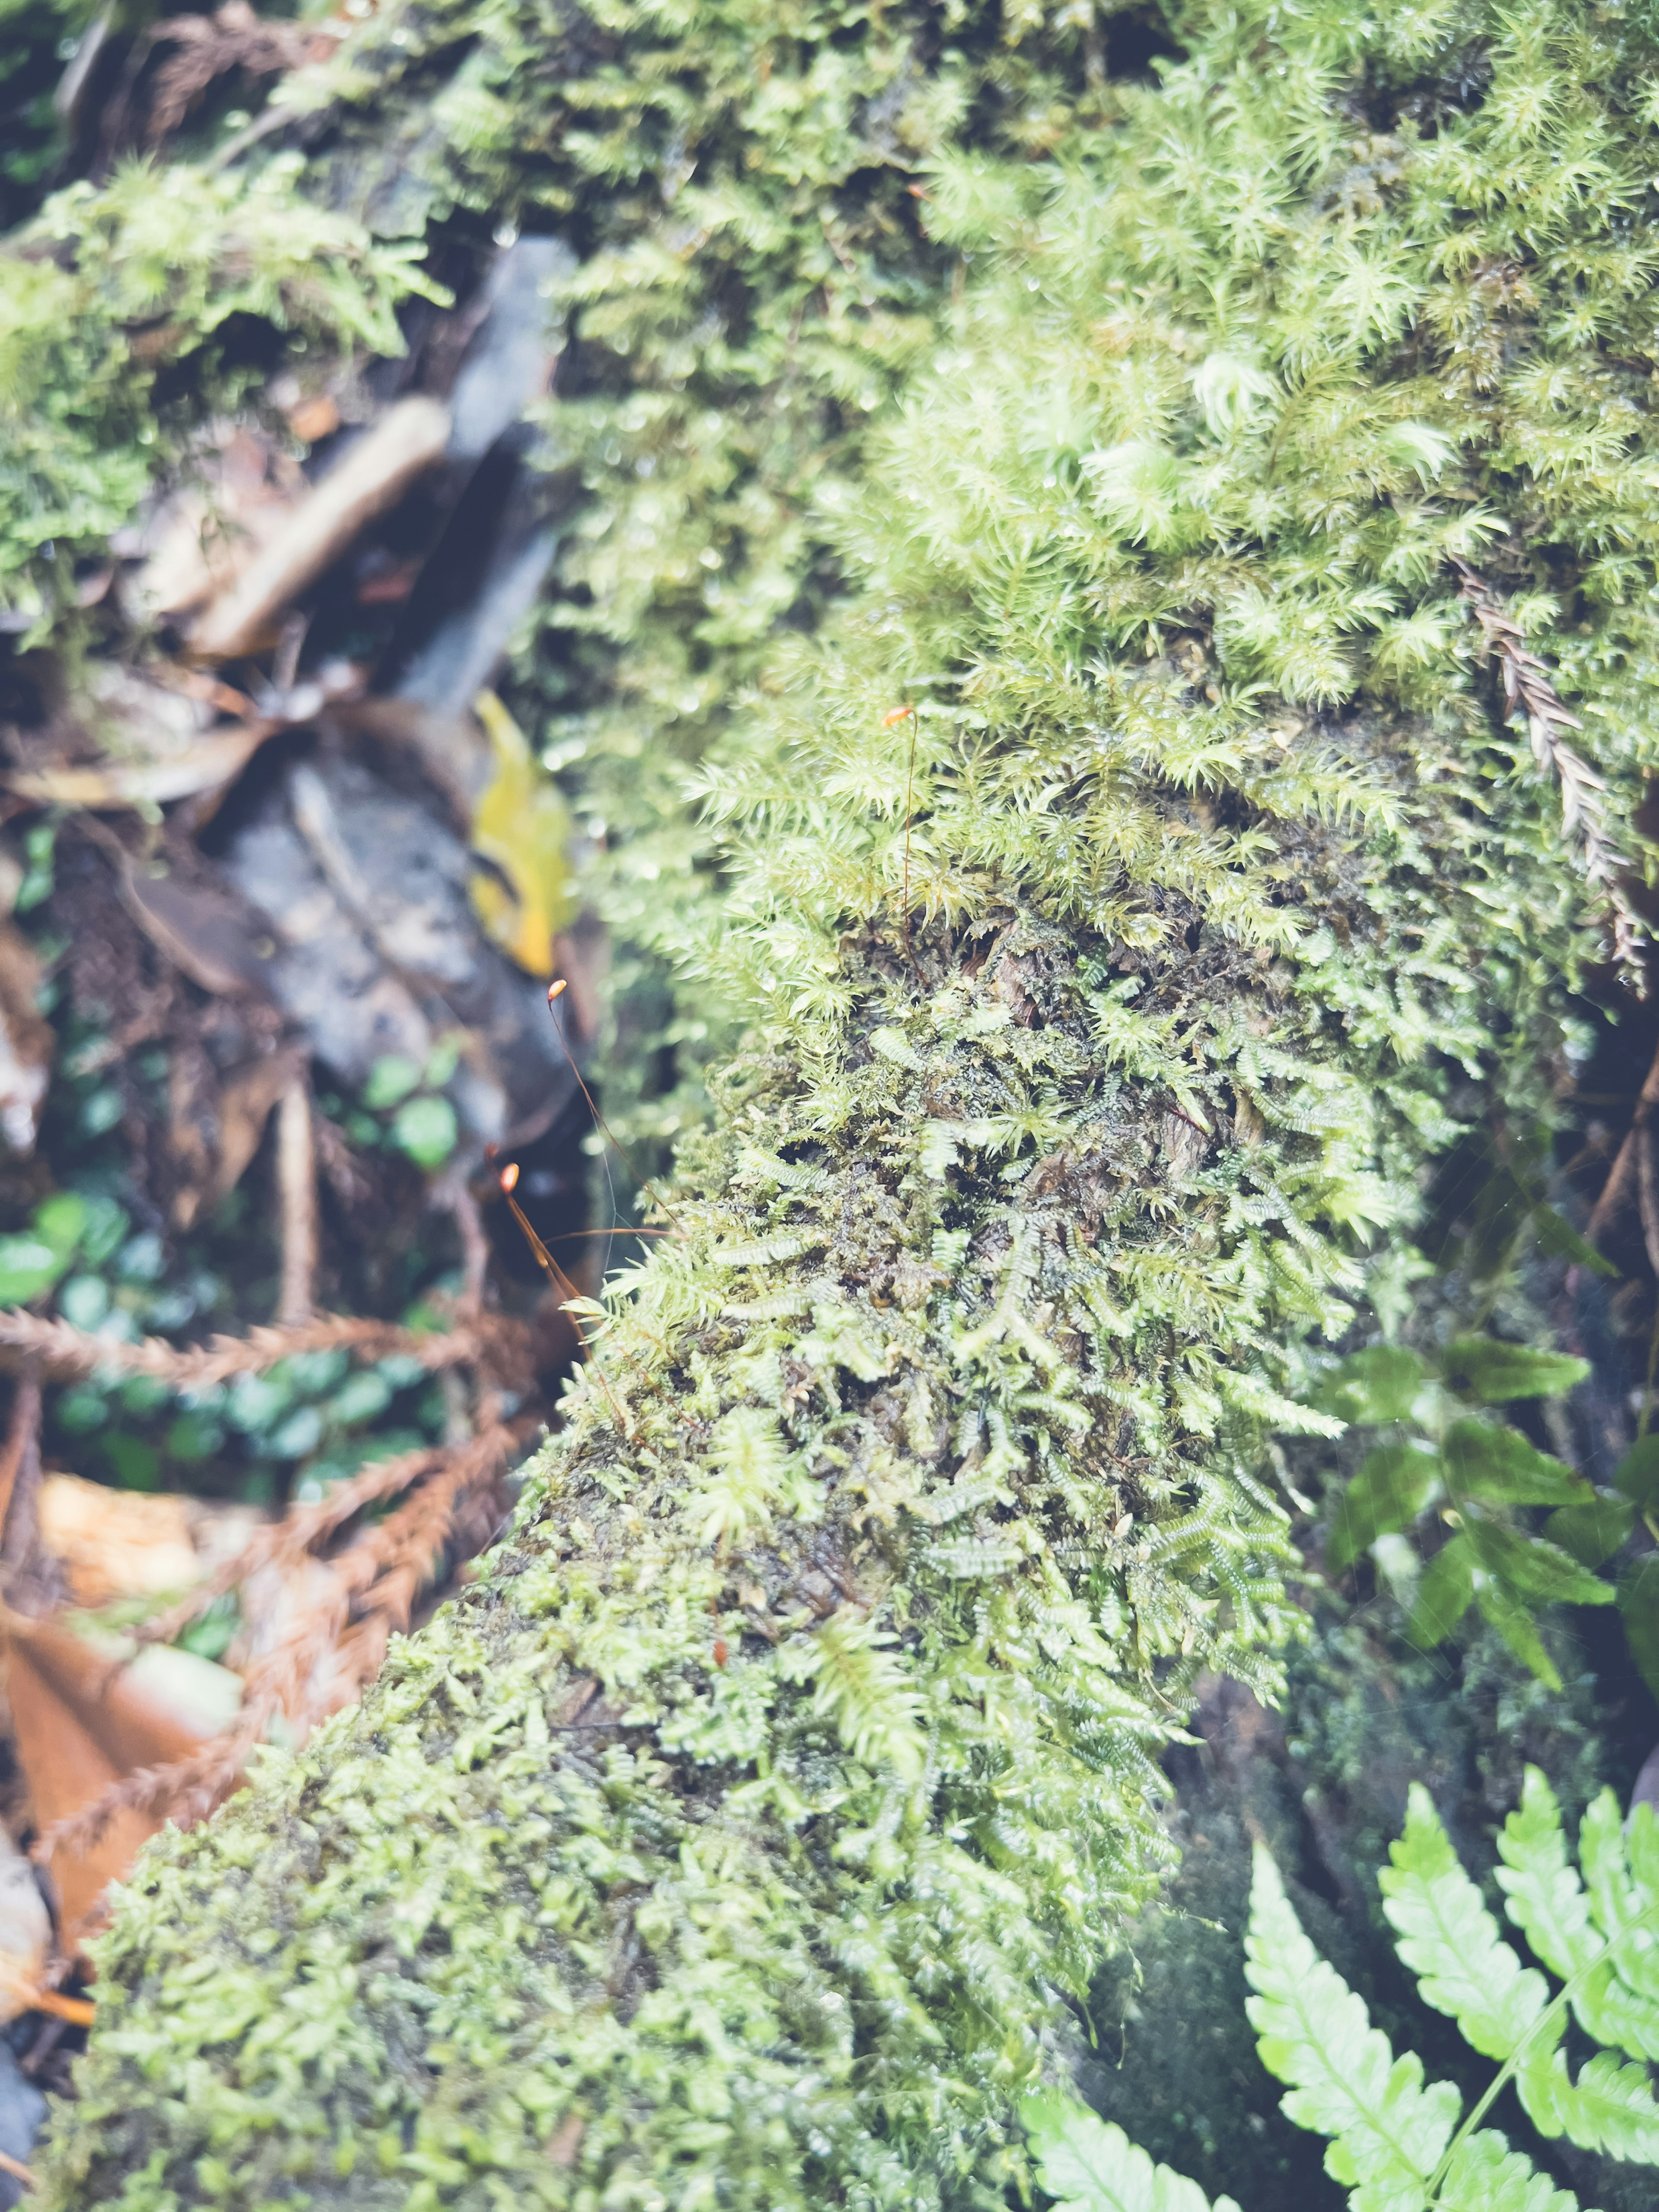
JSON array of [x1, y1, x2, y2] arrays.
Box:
[[544, 980, 684, 1233], [130, 1441, 453, 1650], [0, 1308, 493, 1391], [495, 1163, 630, 1434], [1586, 1030, 1659, 1255], [0, 2147, 35, 2192], [0, 1362, 41, 1557], [275, 1073, 318, 1328]]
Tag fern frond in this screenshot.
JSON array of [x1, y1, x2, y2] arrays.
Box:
[[1245, 1845, 1459, 2209], [1497, 1770, 1659, 2066], [1019, 2091, 1241, 2212], [1379, 1783, 1551, 2063]]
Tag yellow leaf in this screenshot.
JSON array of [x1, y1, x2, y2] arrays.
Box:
[[469, 690, 576, 976]]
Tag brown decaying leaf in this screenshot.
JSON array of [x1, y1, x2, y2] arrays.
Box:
[[128, 428, 304, 626], [190, 397, 451, 661], [39, 1425, 519, 1873], [1, 725, 274, 810], [35, 1476, 220, 1611], [0, 1608, 226, 1947], [144, 1, 316, 143], [0, 923, 53, 1160]]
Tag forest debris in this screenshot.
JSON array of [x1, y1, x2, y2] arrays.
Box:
[[274, 1074, 317, 1326], [120, 863, 283, 1001], [0, 1833, 50, 2026], [2, 726, 273, 810], [191, 397, 451, 661], [469, 691, 575, 976], [32, 1469, 261, 1611], [1587, 1029, 1659, 1265], [45, 1425, 520, 1867], [285, 395, 341, 445], [1457, 562, 1642, 984], [212, 1048, 304, 1205], [0, 1609, 236, 1946], [0, 1376, 42, 1582], [219, 746, 580, 1142], [0, 1308, 517, 1392], [145, 3, 315, 143], [128, 429, 304, 627], [330, 696, 492, 829], [0, 925, 53, 1157]]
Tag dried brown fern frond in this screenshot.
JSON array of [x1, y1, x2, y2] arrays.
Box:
[[35, 1424, 521, 1865], [145, 3, 324, 143], [0, 1306, 529, 1392], [1456, 561, 1644, 985]]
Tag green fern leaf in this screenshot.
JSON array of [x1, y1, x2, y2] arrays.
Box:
[[1379, 1783, 1549, 2061], [1435, 2128, 1577, 2212], [1327, 1445, 1442, 1572], [1406, 1533, 1476, 1648], [1441, 1341, 1590, 1403], [1496, 1767, 1599, 1985], [1246, 1846, 1458, 2210], [1442, 1422, 1590, 1508], [1019, 2091, 1241, 2212], [1473, 1580, 1564, 1692], [1497, 1770, 1659, 2093], [1518, 2045, 1659, 2161]]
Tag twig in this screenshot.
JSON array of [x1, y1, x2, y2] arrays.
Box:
[[0, 2147, 35, 2191], [0, 1363, 41, 1560], [275, 1073, 318, 1327], [1586, 1030, 1659, 1255], [430, 1169, 490, 1318], [1455, 561, 1643, 988], [0, 1309, 496, 1391]]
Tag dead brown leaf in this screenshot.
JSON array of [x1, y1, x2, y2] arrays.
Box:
[[213, 1048, 305, 1207], [2, 725, 273, 810], [0, 922, 53, 1157], [0, 1609, 237, 1946], [191, 397, 451, 661]]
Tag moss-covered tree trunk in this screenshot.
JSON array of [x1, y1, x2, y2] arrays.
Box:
[[40, 0, 1659, 2203]]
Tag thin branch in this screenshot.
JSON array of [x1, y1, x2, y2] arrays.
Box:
[[0, 1363, 41, 1560], [1586, 1028, 1659, 1255], [275, 1073, 318, 1328]]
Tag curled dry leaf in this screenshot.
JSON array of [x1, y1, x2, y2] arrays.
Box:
[[2, 725, 273, 810], [0, 1831, 49, 2027], [213, 1048, 306, 1206], [127, 427, 304, 627], [191, 397, 451, 661], [0, 923, 53, 1158], [0, 1608, 238, 1948], [35, 1474, 261, 1612]]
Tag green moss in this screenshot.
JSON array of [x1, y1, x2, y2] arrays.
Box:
[[37, 0, 1659, 2202], [0, 157, 435, 630]]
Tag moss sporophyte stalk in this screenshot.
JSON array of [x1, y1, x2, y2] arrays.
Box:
[[33, 0, 1659, 2202]]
